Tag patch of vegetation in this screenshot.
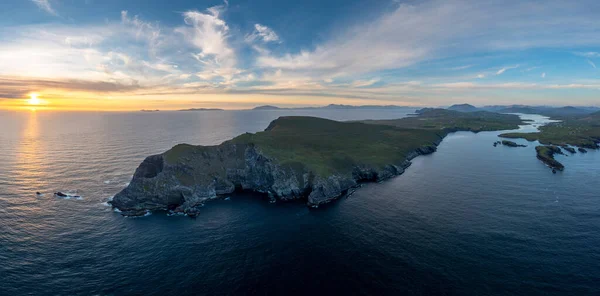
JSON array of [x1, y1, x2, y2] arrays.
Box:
[[500, 112, 600, 149]]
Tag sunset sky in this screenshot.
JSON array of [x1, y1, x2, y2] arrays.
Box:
[[1, 0, 600, 110]]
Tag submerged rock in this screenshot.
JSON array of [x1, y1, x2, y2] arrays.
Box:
[[578, 147, 588, 153]]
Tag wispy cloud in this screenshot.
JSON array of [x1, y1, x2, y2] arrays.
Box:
[[450, 65, 473, 70], [541, 72, 546, 78], [575, 51, 600, 58], [476, 74, 486, 79], [587, 59, 597, 69], [246, 24, 280, 43], [496, 65, 519, 75], [31, 0, 57, 16]]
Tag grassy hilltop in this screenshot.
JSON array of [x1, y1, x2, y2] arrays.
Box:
[[228, 116, 442, 177]]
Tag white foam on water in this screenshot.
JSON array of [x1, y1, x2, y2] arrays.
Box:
[[113, 208, 122, 213], [104, 180, 111, 184]]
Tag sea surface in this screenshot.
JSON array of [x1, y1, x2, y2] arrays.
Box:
[[1, 109, 599, 295]]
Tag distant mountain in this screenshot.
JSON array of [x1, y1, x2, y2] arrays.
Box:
[[140, 109, 160, 112], [447, 104, 479, 112], [178, 108, 224, 111], [545, 106, 592, 116], [252, 104, 411, 110], [496, 106, 540, 114], [321, 104, 410, 110], [253, 105, 281, 110], [494, 105, 596, 117]]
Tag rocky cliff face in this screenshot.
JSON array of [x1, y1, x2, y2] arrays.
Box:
[[110, 142, 439, 217]]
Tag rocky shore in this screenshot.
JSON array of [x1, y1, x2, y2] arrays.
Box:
[[110, 141, 439, 217]]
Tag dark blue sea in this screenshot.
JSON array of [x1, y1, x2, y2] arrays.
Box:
[[1, 109, 599, 295]]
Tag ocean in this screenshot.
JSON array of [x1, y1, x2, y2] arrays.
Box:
[[1, 109, 599, 295]]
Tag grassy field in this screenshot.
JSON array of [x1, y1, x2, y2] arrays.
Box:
[[500, 112, 600, 149]]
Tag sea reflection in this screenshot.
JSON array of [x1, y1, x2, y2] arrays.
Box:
[[14, 111, 44, 188]]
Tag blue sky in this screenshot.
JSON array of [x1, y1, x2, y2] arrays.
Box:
[[1, 0, 599, 109]]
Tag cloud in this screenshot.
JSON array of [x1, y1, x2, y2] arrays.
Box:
[[0, 76, 143, 99], [32, 0, 57, 16], [121, 11, 162, 55], [476, 74, 486, 79], [496, 65, 519, 75], [450, 65, 473, 70], [541, 72, 546, 78], [246, 24, 280, 43], [257, 0, 600, 81], [588, 59, 597, 69], [575, 51, 600, 58], [177, 6, 233, 64]]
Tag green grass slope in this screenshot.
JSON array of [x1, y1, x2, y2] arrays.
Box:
[[228, 116, 443, 176]]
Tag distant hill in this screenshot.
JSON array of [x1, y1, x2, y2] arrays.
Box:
[[178, 108, 224, 111], [253, 105, 281, 110], [447, 103, 479, 112], [250, 104, 411, 110], [252, 104, 410, 110], [495, 105, 596, 117]]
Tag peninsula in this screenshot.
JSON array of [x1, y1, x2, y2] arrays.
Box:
[[110, 109, 523, 216]]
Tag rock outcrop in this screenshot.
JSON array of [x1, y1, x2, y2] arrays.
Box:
[[535, 145, 565, 172]]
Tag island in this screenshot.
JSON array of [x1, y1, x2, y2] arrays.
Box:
[[178, 108, 224, 111], [535, 146, 565, 172], [110, 108, 524, 217], [501, 140, 527, 148]]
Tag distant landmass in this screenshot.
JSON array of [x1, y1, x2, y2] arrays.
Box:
[[252, 104, 412, 110], [252, 105, 281, 110], [448, 104, 599, 118], [447, 103, 479, 112], [140, 109, 160, 112], [178, 108, 224, 111]]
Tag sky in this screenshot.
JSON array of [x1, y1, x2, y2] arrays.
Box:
[[1, 0, 600, 110]]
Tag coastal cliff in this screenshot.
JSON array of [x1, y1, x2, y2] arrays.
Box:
[[111, 116, 443, 216]]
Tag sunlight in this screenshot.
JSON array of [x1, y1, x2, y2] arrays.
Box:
[[28, 94, 41, 105]]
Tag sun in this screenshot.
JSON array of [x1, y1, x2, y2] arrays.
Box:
[[28, 94, 41, 105]]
